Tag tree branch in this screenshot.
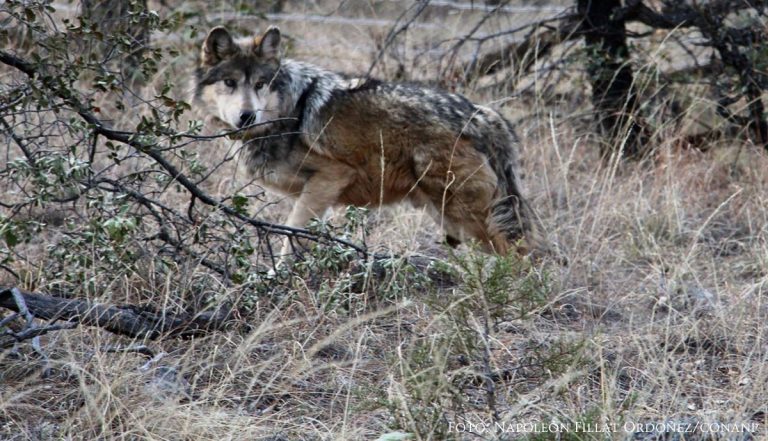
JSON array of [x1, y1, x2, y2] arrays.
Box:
[[456, 0, 766, 83], [0, 48, 368, 259]]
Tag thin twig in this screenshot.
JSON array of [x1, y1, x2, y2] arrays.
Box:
[[11, 287, 33, 328], [102, 344, 156, 358], [366, 0, 431, 78]]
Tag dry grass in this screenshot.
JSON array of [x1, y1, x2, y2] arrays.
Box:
[[2, 1, 768, 440]]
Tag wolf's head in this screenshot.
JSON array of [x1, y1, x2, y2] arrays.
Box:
[[195, 26, 284, 138]]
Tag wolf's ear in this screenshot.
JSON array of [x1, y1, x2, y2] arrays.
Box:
[[202, 27, 236, 66], [256, 26, 281, 61]]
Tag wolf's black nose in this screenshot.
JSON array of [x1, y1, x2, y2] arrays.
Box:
[[239, 111, 256, 128]]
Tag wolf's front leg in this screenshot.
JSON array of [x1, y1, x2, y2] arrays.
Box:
[[276, 171, 353, 268]]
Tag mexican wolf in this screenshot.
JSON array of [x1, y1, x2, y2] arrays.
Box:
[[194, 26, 549, 259]]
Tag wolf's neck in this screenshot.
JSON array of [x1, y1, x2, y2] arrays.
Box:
[[278, 60, 344, 121]]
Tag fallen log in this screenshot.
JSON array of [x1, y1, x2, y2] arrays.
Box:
[[0, 287, 232, 341]]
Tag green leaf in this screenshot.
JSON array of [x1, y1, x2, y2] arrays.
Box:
[[2, 228, 18, 248], [232, 194, 249, 214]]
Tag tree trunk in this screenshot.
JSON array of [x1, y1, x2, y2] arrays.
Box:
[[577, 0, 647, 158]]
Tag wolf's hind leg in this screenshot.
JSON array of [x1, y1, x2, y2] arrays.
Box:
[[416, 159, 512, 254], [418, 189, 508, 254], [442, 211, 511, 255]]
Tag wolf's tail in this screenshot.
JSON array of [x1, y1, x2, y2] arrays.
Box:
[[487, 117, 556, 260]]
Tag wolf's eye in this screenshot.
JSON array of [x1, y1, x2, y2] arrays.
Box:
[[254, 81, 265, 91], [224, 79, 237, 88]]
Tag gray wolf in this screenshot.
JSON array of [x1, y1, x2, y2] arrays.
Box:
[[194, 26, 548, 259]]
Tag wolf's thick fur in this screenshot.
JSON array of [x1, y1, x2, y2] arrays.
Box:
[[194, 26, 545, 257]]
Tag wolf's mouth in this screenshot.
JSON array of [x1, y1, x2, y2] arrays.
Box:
[[205, 116, 245, 140]]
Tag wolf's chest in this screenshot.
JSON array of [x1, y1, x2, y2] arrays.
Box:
[[241, 133, 313, 196]]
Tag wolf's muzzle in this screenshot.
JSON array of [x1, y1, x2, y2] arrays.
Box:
[[239, 111, 256, 128]]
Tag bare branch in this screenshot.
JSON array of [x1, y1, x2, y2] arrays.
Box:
[[459, 14, 581, 82], [366, 0, 431, 78]]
